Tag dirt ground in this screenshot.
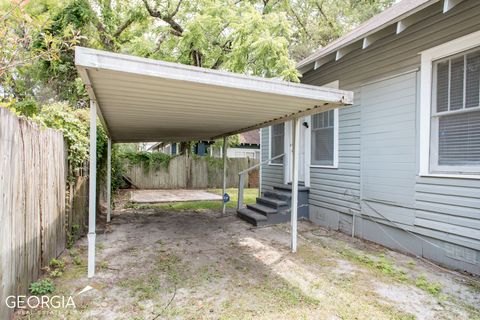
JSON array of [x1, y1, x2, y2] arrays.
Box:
[[17, 196, 480, 319]]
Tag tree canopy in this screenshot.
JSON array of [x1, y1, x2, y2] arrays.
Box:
[[1, 0, 393, 107], [0, 0, 394, 186]]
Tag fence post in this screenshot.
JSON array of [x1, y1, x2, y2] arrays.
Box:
[[237, 173, 244, 209]]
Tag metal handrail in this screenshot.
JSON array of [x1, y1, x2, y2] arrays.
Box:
[[237, 153, 285, 210]]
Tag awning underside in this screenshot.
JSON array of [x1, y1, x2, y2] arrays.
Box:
[[76, 47, 353, 142]]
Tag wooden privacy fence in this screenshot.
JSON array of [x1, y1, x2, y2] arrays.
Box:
[[0, 108, 87, 320], [125, 155, 259, 189]]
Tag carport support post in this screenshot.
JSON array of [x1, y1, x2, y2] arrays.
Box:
[[106, 138, 111, 223], [222, 136, 228, 214], [291, 118, 301, 253], [88, 100, 97, 278]]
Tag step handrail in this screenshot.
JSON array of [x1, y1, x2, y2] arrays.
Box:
[[237, 153, 285, 210]]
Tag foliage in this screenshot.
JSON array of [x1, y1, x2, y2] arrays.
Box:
[[66, 224, 80, 249], [34, 103, 90, 174], [1, 0, 395, 194], [0, 0, 81, 100], [49, 258, 66, 271], [120, 150, 175, 171], [7, 99, 39, 117], [29, 279, 55, 295], [282, 0, 395, 61]]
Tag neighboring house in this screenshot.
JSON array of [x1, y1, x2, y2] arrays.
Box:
[[148, 141, 179, 155], [212, 129, 261, 159], [255, 0, 480, 274], [148, 130, 261, 159]]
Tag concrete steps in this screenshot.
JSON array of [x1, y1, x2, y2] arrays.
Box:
[[237, 183, 309, 226]]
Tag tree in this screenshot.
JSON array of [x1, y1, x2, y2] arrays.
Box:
[[0, 0, 80, 100], [283, 0, 395, 61], [1, 0, 394, 107], [140, 0, 300, 80]]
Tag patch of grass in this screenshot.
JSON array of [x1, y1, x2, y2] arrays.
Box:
[[256, 279, 319, 308], [407, 259, 416, 269], [297, 245, 335, 267], [466, 279, 480, 294], [341, 248, 446, 299], [415, 275, 442, 297], [154, 253, 184, 285], [340, 249, 408, 282], [125, 188, 258, 212], [99, 261, 109, 270], [192, 264, 223, 284], [119, 252, 186, 301], [119, 274, 164, 300]]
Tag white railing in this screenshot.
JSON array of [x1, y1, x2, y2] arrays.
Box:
[[237, 153, 285, 209]]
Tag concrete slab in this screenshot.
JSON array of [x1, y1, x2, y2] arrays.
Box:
[[130, 189, 222, 203]]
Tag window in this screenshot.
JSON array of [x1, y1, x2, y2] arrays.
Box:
[[311, 110, 337, 167], [270, 123, 284, 164], [430, 48, 480, 173], [420, 31, 480, 177]]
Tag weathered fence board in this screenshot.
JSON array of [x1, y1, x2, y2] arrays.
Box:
[[0, 108, 67, 320], [125, 155, 259, 189]]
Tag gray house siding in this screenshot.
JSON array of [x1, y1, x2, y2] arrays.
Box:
[[309, 90, 361, 232], [260, 128, 283, 189], [273, 0, 480, 273], [301, 0, 480, 89], [360, 72, 417, 226]]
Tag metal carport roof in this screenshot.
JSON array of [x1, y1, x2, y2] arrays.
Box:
[[74, 46, 354, 278], [75, 47, 353, 142]]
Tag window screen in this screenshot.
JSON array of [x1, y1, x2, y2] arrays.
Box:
[[270, 123, 284, 164], [311, 110, 335, 166], [432, 47, 480, 171]]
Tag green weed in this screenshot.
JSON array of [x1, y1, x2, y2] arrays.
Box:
[[30, 279, 55, 295]]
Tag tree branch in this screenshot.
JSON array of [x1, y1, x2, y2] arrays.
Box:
[[288, 6, 311, 39], [142, 0, 184, 36], [113, 16, 135, 39], [315, 0, 335, 30]]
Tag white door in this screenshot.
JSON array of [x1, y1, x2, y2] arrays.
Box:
[[298, 118, 306, 183], [284, 118, 308, 185]]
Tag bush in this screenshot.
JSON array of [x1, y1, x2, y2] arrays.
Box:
[[30, 279, 55, 295]]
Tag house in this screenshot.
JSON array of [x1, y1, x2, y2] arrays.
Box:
[[147, 129, 261, 159], [245, 0, 480, 275], [211, 129, 261, 159]]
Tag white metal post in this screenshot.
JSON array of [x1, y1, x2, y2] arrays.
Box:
[[222, 136, 228, 214], [291, 118, 301, 253], [106, 138, 112, 223], [258, 129, 262, 197], [88, 100, 97, 278]]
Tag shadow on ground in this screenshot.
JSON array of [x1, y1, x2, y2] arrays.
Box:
[[16, 205, 480, 320]]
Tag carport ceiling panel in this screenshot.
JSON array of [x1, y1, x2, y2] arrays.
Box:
[[76, 47, 353, 142]]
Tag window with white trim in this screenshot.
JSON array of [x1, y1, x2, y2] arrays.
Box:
[[270, 123, 284, 164], [430, 47, 480, 173], [311, 110, 336, 166]]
